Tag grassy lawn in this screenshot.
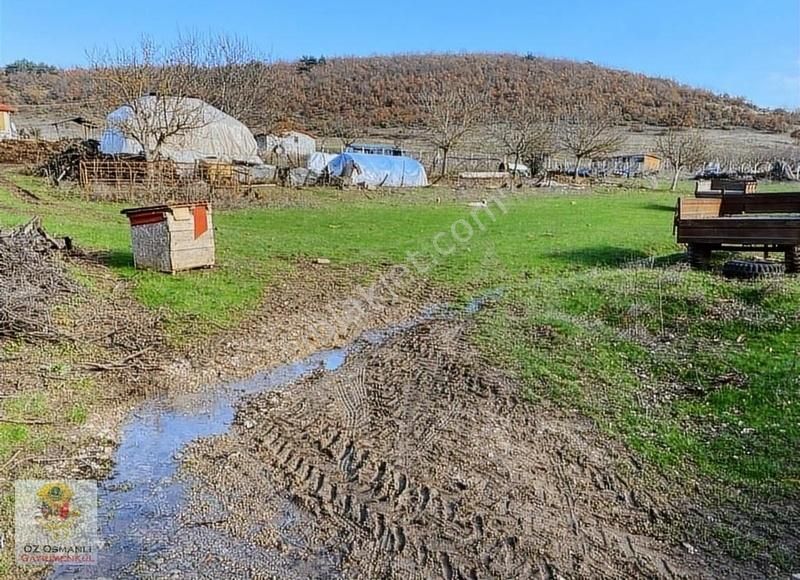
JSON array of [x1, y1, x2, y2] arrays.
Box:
[[1, 173, 798, 496]]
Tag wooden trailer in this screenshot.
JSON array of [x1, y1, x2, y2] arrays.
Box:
[[121, 202, 215, 273], [674, 192, 800, 272], [695, 179, 758, 197]]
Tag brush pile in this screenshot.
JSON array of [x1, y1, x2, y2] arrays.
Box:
[[0, 218, 77, 341], [35, 139, 102, 183]]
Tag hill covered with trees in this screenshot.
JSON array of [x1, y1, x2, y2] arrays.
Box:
[[1, 53, 795, 133]]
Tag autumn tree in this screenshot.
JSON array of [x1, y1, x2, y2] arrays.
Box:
[[558, 105, 625, 179], [655, 128, 708, 190], [417, 87, 485, 178]]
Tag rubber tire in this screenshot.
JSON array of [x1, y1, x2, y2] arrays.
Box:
[[687, 244, 712, 270], [722, 259, 784, 280], [785, 247, 800, 274]]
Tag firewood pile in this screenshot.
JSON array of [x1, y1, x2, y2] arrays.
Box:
[[35, 139, 103, 183], [0, 217, 78, 342], [0, 139, 66, 165]]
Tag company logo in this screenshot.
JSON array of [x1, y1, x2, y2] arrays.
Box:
[[35, 481, 81, 539], [15, 479, 97, 566]]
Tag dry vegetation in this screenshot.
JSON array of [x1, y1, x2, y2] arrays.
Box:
[[2, 53, 797, 135]]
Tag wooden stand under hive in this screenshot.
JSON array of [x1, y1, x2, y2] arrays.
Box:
[[121, 202, 215, 273]]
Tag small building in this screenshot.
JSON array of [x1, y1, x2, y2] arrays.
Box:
[[121, 202, 215, 273], [594, 153, 661, 176], [0, 103, 17, 139], [51, 116, 99, 140], [256, 130, 316, 164]]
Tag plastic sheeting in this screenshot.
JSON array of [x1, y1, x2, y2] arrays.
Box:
[[326, 153, 427, 187], [307, 152, 339, 172], [100, 96, 261, 164]]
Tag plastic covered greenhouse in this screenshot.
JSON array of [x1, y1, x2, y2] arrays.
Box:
[[326, 153, 428, 187]]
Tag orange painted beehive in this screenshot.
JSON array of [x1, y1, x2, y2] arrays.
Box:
[[121, 202, 215, 273]]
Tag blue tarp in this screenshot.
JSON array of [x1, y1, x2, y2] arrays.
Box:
[[326, 153, 428, 188]]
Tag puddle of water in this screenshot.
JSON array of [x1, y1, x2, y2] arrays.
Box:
[[52, 348, 346, 579], [51, 292, 502, 578]]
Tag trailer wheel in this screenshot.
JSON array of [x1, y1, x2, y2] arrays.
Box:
[[722, 259, 784, 280], [687, 244, 712, 269], [785, 247, 800, 274]]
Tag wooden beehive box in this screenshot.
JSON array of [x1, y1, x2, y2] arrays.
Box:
[[121, 202, 215, 273]]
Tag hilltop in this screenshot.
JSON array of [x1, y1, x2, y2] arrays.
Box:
[[0, 53, 796, 133]]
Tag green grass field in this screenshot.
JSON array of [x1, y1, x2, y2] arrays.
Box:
[[1, 174, 798, 494]]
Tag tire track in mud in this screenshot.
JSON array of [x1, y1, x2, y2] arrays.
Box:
[[185, 318, 759, 579]]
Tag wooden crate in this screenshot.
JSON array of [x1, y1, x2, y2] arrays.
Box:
[[121, 202, 215, 273]]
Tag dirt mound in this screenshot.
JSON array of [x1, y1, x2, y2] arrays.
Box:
[[183, 318, 756, 579]]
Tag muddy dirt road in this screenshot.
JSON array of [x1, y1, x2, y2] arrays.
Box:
[[176, 315, 761, 579]]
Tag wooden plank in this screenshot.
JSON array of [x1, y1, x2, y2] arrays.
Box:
[[170, 229, 215, 246], [679, 198, 722, 219], [170, 246, 215, 271]]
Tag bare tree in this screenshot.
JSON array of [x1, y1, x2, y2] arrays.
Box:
[[559, 105, 625, 179], [91, 34, 274, 160], [418, 88, 485, 178], [91, 37, 210, 161], [320, 112, 361, 151], [173, 32, 275, 127], [655, 128, 708, 190], [491, 103, 555, 181]]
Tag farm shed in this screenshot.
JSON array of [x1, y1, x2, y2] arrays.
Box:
[[256, 131, 316, 158], [0, 103, 17, 139], [594, 153, 661, 176], [326, 153, 428, 187], [121, 202, 215, 273], [51, 116, 99, 140], [100, 96, 261, 164]]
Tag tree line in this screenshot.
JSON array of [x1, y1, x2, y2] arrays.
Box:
[[1, 48, 796, 134]]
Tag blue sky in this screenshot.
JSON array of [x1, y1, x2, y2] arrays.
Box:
[[1, 0, 798, 109]]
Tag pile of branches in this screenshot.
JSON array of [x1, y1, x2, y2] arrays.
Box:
[[0, 218, 78, 342], [35, 139, 103, 183]]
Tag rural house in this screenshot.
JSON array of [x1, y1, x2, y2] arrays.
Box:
[[0, 103, 17, 139]]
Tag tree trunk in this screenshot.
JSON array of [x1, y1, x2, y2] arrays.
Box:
[[573, 157, 582, 180], [440, 146, 450, 178], [512, 151, 521, 185], [671, 166, 681, 191]]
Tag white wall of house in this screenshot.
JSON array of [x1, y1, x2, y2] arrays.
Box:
[[0, 111, 17, 139]]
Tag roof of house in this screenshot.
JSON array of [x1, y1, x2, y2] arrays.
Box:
[[608, 152, 661, 160], [52, 116, 99, 128], [0, 103, 16, 113]]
